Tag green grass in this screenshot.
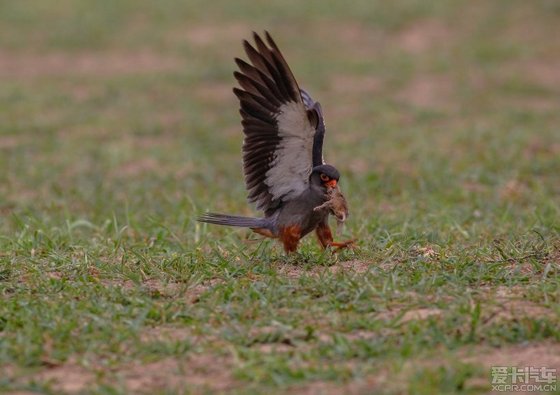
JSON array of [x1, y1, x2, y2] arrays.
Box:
[[1, 0, 559, 394]]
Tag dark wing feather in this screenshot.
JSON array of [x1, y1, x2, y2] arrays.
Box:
[[300, 88, 326, 167], [234, 32, 326, 215]]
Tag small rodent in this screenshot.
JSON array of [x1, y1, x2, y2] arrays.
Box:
[[314, 186, 349, 230]]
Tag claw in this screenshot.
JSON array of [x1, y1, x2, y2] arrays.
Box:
[[330, 239, 356, 252]]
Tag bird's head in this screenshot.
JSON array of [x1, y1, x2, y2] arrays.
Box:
[[310, 164, 340, 190]]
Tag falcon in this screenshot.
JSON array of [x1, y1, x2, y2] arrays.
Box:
[[198, 32, 353, 253]]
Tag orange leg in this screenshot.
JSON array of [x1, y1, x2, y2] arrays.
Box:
[[279, 225, 302, 253], [251, 227, 276, 238], [316, 223, 354, 252]]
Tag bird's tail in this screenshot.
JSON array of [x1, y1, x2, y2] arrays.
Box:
[[197, 213, 267, 229]]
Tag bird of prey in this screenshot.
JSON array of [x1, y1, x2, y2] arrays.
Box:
[[198, 32, 353, 253]]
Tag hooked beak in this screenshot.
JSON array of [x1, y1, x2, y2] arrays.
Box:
[[326, 179, 337, 189]]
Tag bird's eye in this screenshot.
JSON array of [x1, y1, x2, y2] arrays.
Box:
[[320, 174, 329, 182]]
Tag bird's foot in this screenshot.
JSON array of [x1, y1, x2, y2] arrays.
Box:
[[330, 239, 355, 252]]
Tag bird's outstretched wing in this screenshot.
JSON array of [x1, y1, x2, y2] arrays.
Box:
[[234, 32, 326, 216]]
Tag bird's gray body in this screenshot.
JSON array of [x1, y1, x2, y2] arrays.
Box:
[[275, 184, 329, 235]]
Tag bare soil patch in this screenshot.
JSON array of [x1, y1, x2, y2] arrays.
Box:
[[505, 95, 559, 112], [112, 158, 161, 178], [330, 259, 372, 274], [396, 342, 560, 393], [463, 342, 560, 369], [499, 179, 529, 201], [255, 343, 295, 354], [313, 20, 385, 59], [103, 278, 181, 295], [523, 138, 560, 161], [279, 259, 372, 279], [520, 59, 560, 88], [1, 365, 18, 380], [0, 135, 29, 149], [0, 50, 181, 78], [193, 81, 233, 103], [182, 23, 249, 47], [32, 364, 95, 394], [118, 354, 237, 393], [377, 307, 444, 324], [485, 299, 553, 323], [186, 278, 224, 303], [396, 74, 454, 109], [102, 277, 223, 302], [400, 307, 443, 322], [290, 376, 385, 395], [396, 19, 451, 54], [14, 353, 236, 394], [140, 325, 193, 344], [330, 74, 383, 95], [483, 286, 556, 323], [247, 324, 301, 351]]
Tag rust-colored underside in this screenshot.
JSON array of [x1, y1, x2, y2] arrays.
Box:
[[252, 223, 354, 253]]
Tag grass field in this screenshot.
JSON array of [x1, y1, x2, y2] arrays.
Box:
[[1, 1, 559, 394]]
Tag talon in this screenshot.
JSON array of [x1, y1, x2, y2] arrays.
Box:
[[330, 239, 356, 252]]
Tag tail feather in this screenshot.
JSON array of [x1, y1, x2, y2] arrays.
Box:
[[197, 213, 267, 229]]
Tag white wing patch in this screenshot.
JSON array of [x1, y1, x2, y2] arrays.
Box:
[[265, 101, 315, 200]]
